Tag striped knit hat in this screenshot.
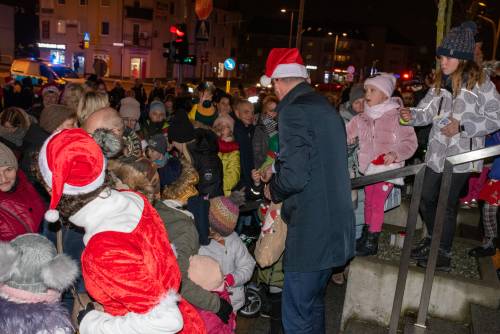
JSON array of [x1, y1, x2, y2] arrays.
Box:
[[209, 196, 239, 236]]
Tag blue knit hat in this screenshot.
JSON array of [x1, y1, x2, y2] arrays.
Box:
[[436, 21, 477, 61]]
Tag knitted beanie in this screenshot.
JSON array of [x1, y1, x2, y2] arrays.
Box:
[[119, 97, 141, 121], [437, 21, 476, 61], [364, 72, 396, 99], [147, 133, 168, 154], [39, 104, 76, 133], [0, 234, 78, 294], [149, 100, 166, 117], [0, 142, 17, 169], [349, 84, 365, 104], [209, 196, 239, 237], [187, 255, 224, 292], [169, 110, 195, 143]]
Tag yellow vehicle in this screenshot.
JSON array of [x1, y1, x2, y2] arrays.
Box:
[[11, 58, 83, 86]]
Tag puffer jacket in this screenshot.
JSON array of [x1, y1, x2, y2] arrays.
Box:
[[346, 99, 418, 174], [0, 171, 45, 241], [410, 75, 500, 173], [198, 232, 256, 311], [217, 139, 240, 196]]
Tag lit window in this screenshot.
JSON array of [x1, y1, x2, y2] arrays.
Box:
[[57, 20, 66, 34]]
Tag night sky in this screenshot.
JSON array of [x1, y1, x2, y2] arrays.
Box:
[[234, 0, 499, 57]]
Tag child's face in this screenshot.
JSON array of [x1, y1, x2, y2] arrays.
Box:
[[438, 55, 460, 75], [352, 98, 364, 113], [214, 123, 232, 140], [364, 84, 388, 107], [147, 148, 163, 161], [149, 110, 165, 123]]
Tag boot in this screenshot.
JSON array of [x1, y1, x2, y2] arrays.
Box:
[[417, 248, 451, 272], [356, 225, 368, 251], [356, 231, 379, 257], [468, 238, 497, 257], [410, 237, 431, 260]]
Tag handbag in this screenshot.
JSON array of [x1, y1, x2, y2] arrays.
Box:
[[254, 202, 287, 268]]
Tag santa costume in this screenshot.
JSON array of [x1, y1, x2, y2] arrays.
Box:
[[38, 128, 206, 334]]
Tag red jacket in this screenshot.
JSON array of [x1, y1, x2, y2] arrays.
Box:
[[0, 171, 45, 241]]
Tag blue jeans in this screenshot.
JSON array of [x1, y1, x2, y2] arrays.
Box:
[[282, 268, 333, 334]]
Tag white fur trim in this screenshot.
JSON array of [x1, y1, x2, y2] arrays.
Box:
[[271, 63, 308, 79], [44, 209, 60, 223], [40, 254, 79, 291], [260, 75, 271, 87], [38, 132, 106, 196], [69, 190, 144, 245], [0, 243, 18, 282]]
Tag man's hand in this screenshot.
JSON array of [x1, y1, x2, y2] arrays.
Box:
[[251, 169, 261, 186], [441, 117, 460, 137], [260, 165, 273, 183]]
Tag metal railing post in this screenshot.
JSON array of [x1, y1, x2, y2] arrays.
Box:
[[414, 161, 453, 329], [388, 166, 426, 334]]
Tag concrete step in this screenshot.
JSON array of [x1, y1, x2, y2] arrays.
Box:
[[343, 319, 388, 334], [403, 315, 469, 334], [470, 304, 500, 334]]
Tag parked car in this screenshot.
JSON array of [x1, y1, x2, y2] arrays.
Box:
[[10, 58, 83, 86]]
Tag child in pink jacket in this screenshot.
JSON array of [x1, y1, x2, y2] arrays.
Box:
[[346, 73, 417, 256]]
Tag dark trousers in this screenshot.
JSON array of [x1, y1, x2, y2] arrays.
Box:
[[281, 268, 333, 334], [420, 167, 470, 252]]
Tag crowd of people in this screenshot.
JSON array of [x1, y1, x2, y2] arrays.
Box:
[[0, 20, 499, 334]]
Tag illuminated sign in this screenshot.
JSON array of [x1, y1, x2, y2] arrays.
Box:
[[37, 43, 66, 50], [306, 65, 318, 70]]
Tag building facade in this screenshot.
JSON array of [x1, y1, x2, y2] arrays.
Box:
[[37, 0, 240, 81]]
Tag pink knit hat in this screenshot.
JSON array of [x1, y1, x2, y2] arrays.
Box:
[[364, 72, 396, 99]]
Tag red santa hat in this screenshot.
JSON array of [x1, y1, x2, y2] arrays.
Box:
[[260, 48, 309, 87], [38, 128, 106, 222]]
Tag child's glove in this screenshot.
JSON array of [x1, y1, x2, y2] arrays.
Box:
[[224, 274, 235, 287]]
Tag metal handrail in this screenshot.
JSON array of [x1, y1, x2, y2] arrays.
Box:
[[350, 144, 500, 334]]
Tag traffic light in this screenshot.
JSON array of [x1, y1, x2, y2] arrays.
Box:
[[171, 24, 188, 60], [181, 55, 196, 65]]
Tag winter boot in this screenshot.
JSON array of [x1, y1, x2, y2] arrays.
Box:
[[410, 237, 431, 260], [356, 231, 380, 257], [356, 225, 368, 250], [417, 248, 451, 272], [468, 238, 497, 257]]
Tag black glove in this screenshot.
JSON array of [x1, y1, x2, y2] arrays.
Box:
[[77, 302, 95, 325], [216, 297, 233, 324]]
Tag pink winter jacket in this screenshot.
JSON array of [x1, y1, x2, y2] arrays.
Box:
[[346, 107, 417, 174]]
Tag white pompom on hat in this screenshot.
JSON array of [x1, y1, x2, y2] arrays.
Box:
[[38, 128, 106, 222], [260, 48, 309, 87]]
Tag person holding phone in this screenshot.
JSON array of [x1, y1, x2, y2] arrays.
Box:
[[400, 21, 500, 271]]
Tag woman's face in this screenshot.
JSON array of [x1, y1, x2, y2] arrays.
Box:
[[438, 56, 460, 75], [0, 166, 17, 192], [218, 97, 231, 116]]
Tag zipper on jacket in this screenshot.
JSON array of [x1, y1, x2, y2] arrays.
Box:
[[437, 97, 444, 116]]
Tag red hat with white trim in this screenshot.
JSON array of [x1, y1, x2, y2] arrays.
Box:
[[38, 128, 106, 222], [260, 48, 309, 87]]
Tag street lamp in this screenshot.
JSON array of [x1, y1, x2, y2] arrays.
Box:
[[281, 9, 296, 48], [330, 32, 347, 69]]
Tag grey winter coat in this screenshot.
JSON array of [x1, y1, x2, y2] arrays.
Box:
[[410, 75, 500, 173], [198, 232, 256, 311]]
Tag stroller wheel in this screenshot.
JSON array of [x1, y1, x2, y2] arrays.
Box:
[[238, 284, 266, 318]]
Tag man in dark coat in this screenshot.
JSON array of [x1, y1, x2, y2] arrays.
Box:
[[261, 48, 355, 334]]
